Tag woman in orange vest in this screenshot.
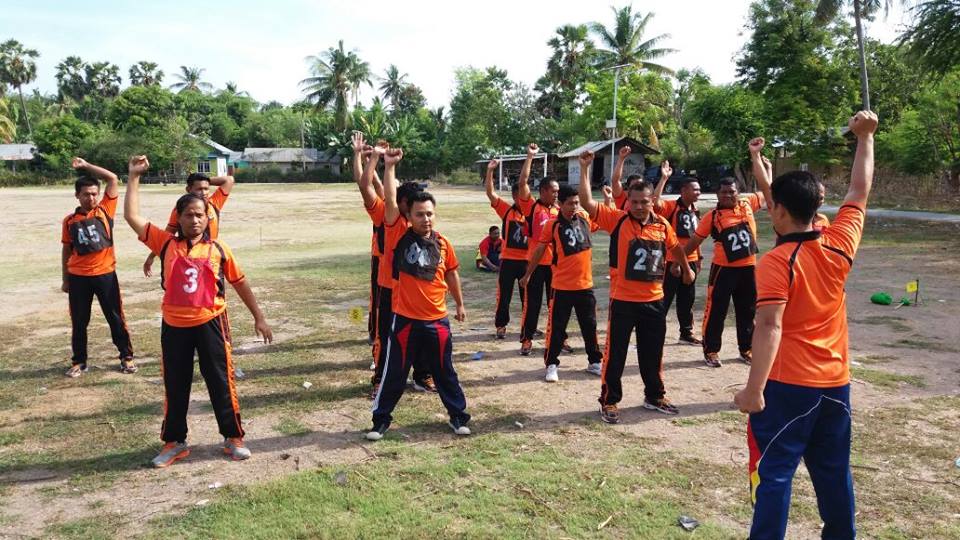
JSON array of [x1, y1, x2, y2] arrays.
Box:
[[123, 155, 273, 468]]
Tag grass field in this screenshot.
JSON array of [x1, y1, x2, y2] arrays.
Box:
[[1, 183, 959, 539]]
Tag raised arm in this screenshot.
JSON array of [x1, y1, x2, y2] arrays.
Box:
[[844, 111, 878, 207], [517, 143, 538, 201], [208, 174, 235, 195], [610, 146, 631, 200], [748, 138, 773, 215], [231, 278, 274, 344], [352, 131, 366, 183], [72, 157, 119, 199], [382, 147, 403, 224], [484, 159, 500, 204], [357, 144, 381, 207], [124, 155, 150, 237], [651, 159, 672, 211], [577, 150, 598, 216]]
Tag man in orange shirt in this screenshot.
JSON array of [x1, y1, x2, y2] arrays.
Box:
[[124, 155, 272, 468], [142, 172, 235, 277], [516, 143, 569, 356], [609, 145, 645, 211], [684, 178, 765, 367], [578, 151, 694, 423], [61, 158, 135, 377], [484, 159, 529, 339], [352, 132, 385, 349], [368, 147, 470, 441], [520, 182, 601, 382], [476, 226, 502, 272], [734, 111, 877, 539], [358, 143, 435, 398], [652, 162, 703, 345]]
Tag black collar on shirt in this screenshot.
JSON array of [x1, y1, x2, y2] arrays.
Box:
[[775, 229, 821, 246]]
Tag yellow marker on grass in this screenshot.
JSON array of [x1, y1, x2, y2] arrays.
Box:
[[348, 307, 364, 323]]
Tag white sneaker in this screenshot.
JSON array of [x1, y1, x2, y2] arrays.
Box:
[[369, 361, 376, 371], [586, 362, 602, 376], [448, 421, 471, 436], [544, 365, 559, 383]]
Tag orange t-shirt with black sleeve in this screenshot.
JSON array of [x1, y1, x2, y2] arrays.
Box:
[[539, 211, 597, 291], [366, 196, 386, 259], [61, 195, 118, 276], [656, 199, 701, 263], [166, 187, 229, 239], [517, 196, 558, 266], [694, 193, 762, 267], [491, 197, 529, 261], [387, 222, 459, 321], [377, 207, 408, 290], [592, 204, 679, 303], [139, 223, 245, 328], [755, 203, 865, 388]]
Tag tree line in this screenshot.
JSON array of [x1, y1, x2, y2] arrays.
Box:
[[0, 0, 957, 189]]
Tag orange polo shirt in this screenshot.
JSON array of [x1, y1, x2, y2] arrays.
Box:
[[756, 204, 865, 387], [370, 199, 405, 289], [517, 196, 558, 266], [539, 211, 597, 291], [61, 195, 118, 277], [366, 196, 386, 259], [387, 222, 459, 321], [656, 198, 701, 263], [592, 204, 679, 303], [491, 197, 529, 261], [694, 193, 763, 267], [139, 223, 245, 328], [165, 187, 229, 239]]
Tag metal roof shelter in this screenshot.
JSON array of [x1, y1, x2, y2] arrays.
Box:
[[474, 152, 550, 190], [558, 137, 660, 186], [0, 143, 36, 161]]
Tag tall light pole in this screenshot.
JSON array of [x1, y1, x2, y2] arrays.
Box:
[[602, 63, 634, 181]]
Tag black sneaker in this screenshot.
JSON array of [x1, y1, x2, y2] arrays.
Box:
[[560, 340, 574, 354], [495, 327, 506, 340], [532, 329, 545, 338], [448, 417, 471, 436], [643, 397, 679, 415], [678, 334, 702, 346], [365, 423, 389, 441]]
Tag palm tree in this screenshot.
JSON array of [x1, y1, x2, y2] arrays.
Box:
[[86, 62, 121, 97], [589, 6, 675, 73], [300, 40, 372, 131], [814, 0, 903, 110], [56, 56, 88, 101], [0, 97, 16, 143], [220, 81, 249, 97], [0, 39, 39, 138], [169, 66, 213, 93], [379, 64, 408, 110], [129, 61, 164, 86], [536, 24, 596, 116]]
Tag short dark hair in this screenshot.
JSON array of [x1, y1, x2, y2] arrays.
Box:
[[625, 174, 643, 185], [74, 176, 100, 195], [627, 181, 653, 195], [510, 181, 521, 195], [488, 225, 499, 233], [174, 193, 210, 238], [408, 190, 436, 207], [557, 184, 578, 203], [771, 171, 819, 224], [186, 173, 211, 187], [538, 178, 559, 191], [718, 177, 737, 188], [397, 181, 423, 206], [680, 176, 700, 188]]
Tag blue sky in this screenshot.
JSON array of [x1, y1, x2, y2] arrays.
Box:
[[2, 0, 913, 107]]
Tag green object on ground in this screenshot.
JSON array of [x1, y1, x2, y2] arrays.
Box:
[[870, 292, 893, 305], [899, 296, 911, 306]]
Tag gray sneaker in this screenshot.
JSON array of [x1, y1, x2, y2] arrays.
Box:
[[585, 363, 602, 376], [152, 442, 190, 468], [223, 438, 251, 461]]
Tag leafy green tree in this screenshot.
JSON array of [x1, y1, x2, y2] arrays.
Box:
[[107, 85, 176, 132], [244, 108, 301, 147], [687, 84, 768, 186], [580, 70, 673, 143], [301, 40, 372, 130], [169, 66, 213, 93], [900, 0, 960, 77], [129, 61, 164, 86], [535, 24, 596, 117], [395, 84, 426, 115], [0, 97, 15, 142], [33, 115, 95, 170], [589, 5, 674, 73], [446, 67, 518, 166], [0, 39, 39, 138]]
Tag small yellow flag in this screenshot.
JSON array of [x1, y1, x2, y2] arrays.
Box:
[[906, 280, 918, 293], [348, 307, 364, 323]]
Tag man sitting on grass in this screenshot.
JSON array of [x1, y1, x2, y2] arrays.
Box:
[[476, 225, 502, 272]]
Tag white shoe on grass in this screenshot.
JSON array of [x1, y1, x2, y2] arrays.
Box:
[[586, 363, 602, 376], [449, 419, 471, 436], [544, 365, 559, 383]]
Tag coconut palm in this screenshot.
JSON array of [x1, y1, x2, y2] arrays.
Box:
[[589, 6, 674, 74], [0, 97, 16, 143], [0, 39, 39, 138], [300, 40, 372, 131], [169, 66, 213, 93], [129, 61, 164, 86], [379, 64, 408, 110], [56, 56, 88, 101], [814, 0, 905, 109], [86, 62, 122, 97]]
